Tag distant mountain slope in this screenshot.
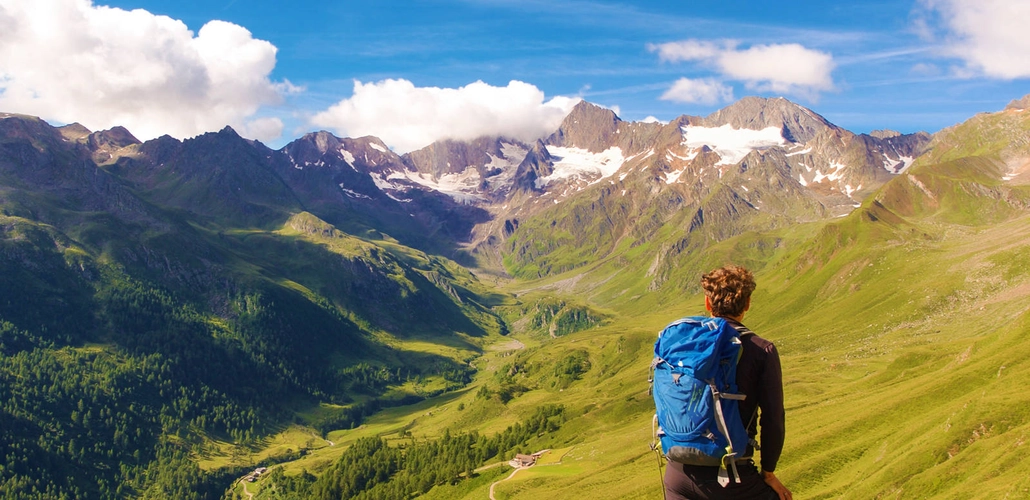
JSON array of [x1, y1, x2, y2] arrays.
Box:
[[495, 98, 929, 281], [10, 94, 1030, 499], [0, 113, 506, 498], [262, 98, 929, 276], [243, 96, 1030, 499], [391, 94, 1030, 500]]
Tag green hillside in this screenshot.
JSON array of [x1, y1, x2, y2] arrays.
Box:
[[235, 111, 1030, 499], [0, 117, 507, 498], [4, 103, 1030, 500]]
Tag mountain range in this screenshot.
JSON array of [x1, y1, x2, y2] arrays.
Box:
[[1, 93, 1029, 499]]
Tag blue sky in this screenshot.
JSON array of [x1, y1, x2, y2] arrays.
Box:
[[2, 0, 1028, 151]]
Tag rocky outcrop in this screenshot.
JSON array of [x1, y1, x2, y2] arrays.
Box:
[[1004, 94, 1030, 111], [701, 96, 837, 143], [512, 141, 554, 192]]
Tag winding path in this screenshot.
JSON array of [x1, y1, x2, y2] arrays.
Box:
[[489, 467, 523, 500], [488, 449, 559, 500]]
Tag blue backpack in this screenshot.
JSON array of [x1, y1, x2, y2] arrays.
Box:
[[650, 316, 750, 482]]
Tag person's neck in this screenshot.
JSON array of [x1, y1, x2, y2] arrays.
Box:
[[718, 314, 745, 323]]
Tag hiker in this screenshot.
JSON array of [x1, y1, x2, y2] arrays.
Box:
[[661, 266, 792, 500]]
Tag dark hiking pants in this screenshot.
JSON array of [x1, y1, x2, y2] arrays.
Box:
[[664, 460, 779, 500]]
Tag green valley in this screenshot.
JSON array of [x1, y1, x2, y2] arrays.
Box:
[[3, 98, 1030, 500]]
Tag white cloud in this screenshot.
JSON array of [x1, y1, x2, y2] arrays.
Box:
[[917, 0, 1030, 79], [660, 77, 734, 104], [649, 40, 727, 63], [311, 79, 580, 154], [717, 43, 835, 94], [649, 39, 836, 98], [0, 0, 289, 142]]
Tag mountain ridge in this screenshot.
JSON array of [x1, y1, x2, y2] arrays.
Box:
[[4, 93, 1030, 499]]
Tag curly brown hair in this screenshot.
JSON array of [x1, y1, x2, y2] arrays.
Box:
[[701, 265, 756, 318]]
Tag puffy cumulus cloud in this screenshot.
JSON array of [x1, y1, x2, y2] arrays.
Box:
[[0, 0, 292, 142], [660, 77, 734, 105], [649, 39, 836, 98], [917, 0, 1030, 79], [717, 44, 835, 94], [311, 79, 579, 153]]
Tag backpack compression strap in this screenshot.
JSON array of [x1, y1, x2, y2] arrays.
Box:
[[708, 378, 746, 484]]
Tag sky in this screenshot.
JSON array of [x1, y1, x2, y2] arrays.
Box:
[[1, 0, 1029, 153]]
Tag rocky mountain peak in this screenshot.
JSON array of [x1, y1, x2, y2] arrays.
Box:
[[403, 136, 517, 178], [1005, 94, 1030, 111], [58, 122, 92, 141], [88, 126, 140, 149], [306, 130, 343, 154], [216, 125, 242, 139], [547, 101, 621, 152], [702, 96, 836, 143], [85, 126, 141, 164], [869, 129, 902, 139]]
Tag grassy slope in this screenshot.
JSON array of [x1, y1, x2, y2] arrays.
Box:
[[247, 156, 1030, 499], [484, 211, 1030, 499]]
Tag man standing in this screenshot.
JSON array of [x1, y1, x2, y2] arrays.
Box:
[[663, 266, 792, 500]]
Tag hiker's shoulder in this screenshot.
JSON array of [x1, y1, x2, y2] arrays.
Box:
[[734, 324, 777, 354]]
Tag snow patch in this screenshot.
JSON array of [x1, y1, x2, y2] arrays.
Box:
[[371, 172, 400, 191], [667, 149, 698, 161], [813, 161, 846, 183], [799, 174, 807, 186], [369, 173, 408, 202], [897, 156, 914, 172], [340, 185, 372, 200], [882, 155, 914, 174], [369, 142, 388, 153], [681, 125, 787, 166], [785, 147, 811, 157], [340, 148, 356, 167], [536, 146, 626, 188], [665, 168, 686, 184], [389, 169, 485, 205]]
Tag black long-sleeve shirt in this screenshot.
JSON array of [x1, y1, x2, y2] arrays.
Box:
[[728, 319, 786, 473]]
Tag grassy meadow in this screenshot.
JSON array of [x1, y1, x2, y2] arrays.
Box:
[[230, 195, 1030, 499]]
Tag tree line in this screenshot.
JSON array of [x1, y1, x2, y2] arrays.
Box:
[[259, 404, 566, 499]]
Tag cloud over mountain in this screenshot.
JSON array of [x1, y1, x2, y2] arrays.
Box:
[[0, 0, 293, 142], [660, 77, 734, 104], [649, 39, 836, 99], [310, 79, 580, 154], [916, 0, 1030, 79]]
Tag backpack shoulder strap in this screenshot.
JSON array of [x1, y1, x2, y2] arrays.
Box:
[[725, 320, 754, 337]]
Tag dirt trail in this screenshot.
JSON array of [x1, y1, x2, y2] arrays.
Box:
[[489, 467, 522, 500], [488, 449, 558, 500]]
